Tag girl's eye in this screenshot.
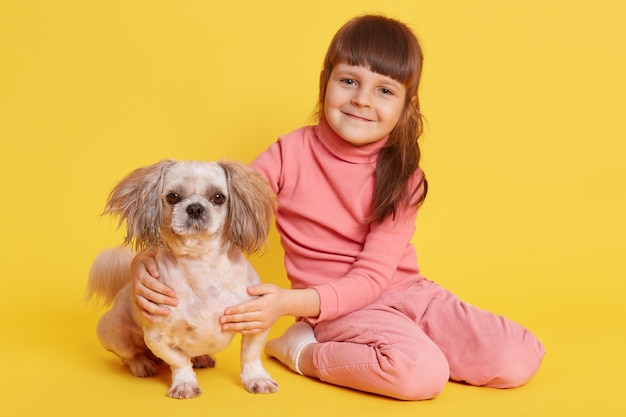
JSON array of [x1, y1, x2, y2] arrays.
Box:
[[341, 78, 357, 86], [379, 87, 394, 96], [211, 193, 226, 205], [166, 193, 181, 204]]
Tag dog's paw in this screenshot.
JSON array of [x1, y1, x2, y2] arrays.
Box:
[[125, 355, 158, 377], [168, 382, 201, 399], [192, 354, 216, 368], [243, 376, 279, 394], [240, 360, 279, 394]]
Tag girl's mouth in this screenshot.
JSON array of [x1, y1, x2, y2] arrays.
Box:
[[343, 112, 372, 122]]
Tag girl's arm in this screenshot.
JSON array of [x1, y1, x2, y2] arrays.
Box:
[[307, 169, 426, 323], [311, 199, 419, 323], [217, 207, 415, 333], [130, 250, 178, 322], [219, 190, 420, 333]]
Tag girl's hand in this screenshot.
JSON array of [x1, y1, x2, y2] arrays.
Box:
[[130, 250, 177, 322], [220, 285, 321, 334], [220, 284, 288, 334]]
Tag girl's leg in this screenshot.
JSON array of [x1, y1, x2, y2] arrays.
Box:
[[414, 286, 545, 388], [309, 305, 450, 400], [266, 305, 449, 400]]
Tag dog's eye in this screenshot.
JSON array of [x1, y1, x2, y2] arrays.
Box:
[[211, 193, 226, 205], [166, 193, 181, 204]]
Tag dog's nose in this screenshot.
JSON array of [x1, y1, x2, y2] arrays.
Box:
[[186, 203, 205, 219]]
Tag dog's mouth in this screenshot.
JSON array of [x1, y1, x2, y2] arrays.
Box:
[[186, 218, 211, 233], [166, 220, 216, 246], [177, 218, 211, 235]]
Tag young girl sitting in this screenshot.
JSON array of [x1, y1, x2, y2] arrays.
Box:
[[131, 14, 545, 401]]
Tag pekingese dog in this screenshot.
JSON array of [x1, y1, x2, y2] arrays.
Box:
[[86, 159, 278, 399]]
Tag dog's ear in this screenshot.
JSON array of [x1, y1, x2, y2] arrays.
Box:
[[219, 160, 276, 254], [104, 159, 177, 250]]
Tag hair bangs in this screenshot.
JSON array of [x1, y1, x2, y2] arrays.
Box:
[[330, 16, 420, 89]]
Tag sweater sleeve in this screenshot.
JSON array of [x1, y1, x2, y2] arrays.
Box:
[[309, 172, 425, 323]]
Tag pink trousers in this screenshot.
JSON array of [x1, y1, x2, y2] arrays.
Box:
[[311, 278, 545, 400]]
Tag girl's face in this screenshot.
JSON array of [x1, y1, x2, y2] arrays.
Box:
[[324, 63, 407, 147]]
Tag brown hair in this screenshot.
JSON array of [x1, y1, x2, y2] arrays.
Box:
[[318, 15, 428, 222]]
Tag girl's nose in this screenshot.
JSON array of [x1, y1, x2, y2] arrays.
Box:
[[351, 89, 372, 107]]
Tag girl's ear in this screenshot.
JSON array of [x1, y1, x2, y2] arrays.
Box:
[[218, 160, 276, 254], [104, 159, 176, 250]]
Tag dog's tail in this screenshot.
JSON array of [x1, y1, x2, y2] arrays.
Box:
[[85, 246, 134, 307]]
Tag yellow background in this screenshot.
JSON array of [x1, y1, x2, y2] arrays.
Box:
[[1, 0, 624, 416]]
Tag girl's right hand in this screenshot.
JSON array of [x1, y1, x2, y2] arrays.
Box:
[[130, 250, 178, 322]]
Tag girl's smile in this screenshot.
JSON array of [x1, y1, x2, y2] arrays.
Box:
[[344, 112, 372, 122]]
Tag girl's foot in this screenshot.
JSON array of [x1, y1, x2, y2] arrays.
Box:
[[265, 321, 317, 375]]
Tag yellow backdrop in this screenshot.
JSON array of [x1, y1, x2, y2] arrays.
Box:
[[1, 1, 624, 416]]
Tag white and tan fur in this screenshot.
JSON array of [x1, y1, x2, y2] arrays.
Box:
[[86, 159, 278, 399]]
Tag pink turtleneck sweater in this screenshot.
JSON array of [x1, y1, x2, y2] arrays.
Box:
[[251, 118, 426, 323]]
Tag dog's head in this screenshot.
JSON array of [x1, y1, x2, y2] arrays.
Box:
[[104, 159, 275, 255]]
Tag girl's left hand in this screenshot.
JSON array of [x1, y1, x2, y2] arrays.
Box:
[[220, 283, 287, 334]]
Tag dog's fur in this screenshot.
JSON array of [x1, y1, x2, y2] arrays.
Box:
[[86, 159, 278, 399]]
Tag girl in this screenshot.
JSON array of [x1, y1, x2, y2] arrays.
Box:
[[131, 14, 545, 400]]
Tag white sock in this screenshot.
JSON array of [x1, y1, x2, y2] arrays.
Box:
[[265, 321, 317, 375]]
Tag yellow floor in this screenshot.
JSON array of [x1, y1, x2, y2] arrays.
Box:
[[1, 271, 623, 416], [1, 1, 625, 416]]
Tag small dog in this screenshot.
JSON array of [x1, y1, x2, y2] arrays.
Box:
[[86, 159, 278, 399]]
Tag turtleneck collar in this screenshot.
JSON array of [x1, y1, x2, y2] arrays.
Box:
[[314, 117, 389, 164]]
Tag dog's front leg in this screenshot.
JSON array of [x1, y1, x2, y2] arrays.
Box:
[[144, 335, 200, 399], [240, 331, 279, 394]]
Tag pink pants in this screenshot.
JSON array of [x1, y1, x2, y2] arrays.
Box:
[[311, 278, 545, 400]]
